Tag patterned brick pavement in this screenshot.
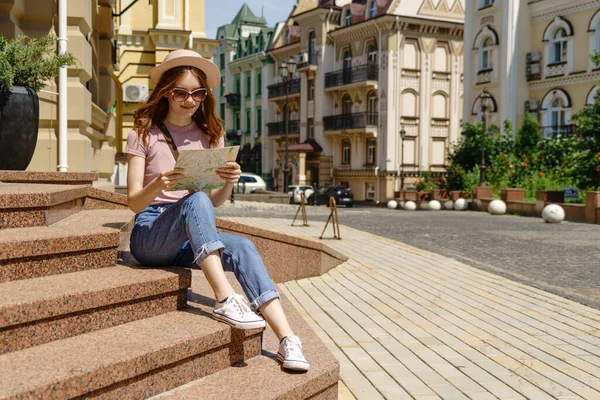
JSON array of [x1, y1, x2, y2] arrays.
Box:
[[221, 215, 600, 400]]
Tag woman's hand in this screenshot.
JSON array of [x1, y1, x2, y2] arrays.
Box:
[[153, 168, 185, 191], [217, 161, 241, 185]]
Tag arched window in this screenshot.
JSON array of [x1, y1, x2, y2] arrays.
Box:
[[308, 31, 316, 65], [342, 94, 353, 115], [368, 42, 377, 64], [550, 98, 566, 127], [432, 93, 448, 119], [343, 49, 352, 70], [587, 86, 599, 105], [401, 90, 418, 117], [481, 38, 493, 70], [369, 1, 377, 18], [367, 91, 378, 125], [541, 88, 572, 137], [552, 28, 568, 63]]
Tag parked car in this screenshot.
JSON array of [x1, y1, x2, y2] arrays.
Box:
[[288, 185, 315, 204], [314, 186, 354, 207], [234, 173, 267, 194]]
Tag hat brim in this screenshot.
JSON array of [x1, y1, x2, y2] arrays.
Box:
[[149, 56, 221, 89]]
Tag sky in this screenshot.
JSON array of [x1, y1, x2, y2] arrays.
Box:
[[205, 0, 297, 39]]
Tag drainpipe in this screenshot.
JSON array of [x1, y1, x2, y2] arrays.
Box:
[[57, 0, 68, 172], [109, 69, 123, 154], [185, 0, 191, 48], [376, 22, 383, 205], [396, 16, 400, 192]]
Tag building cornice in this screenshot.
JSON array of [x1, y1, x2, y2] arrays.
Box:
[[294, 7, 341, 26], [269, 42, 301, 60], [229, 52, 271, 71], [529, 0, 600, 22], [528, 70, 600, 89]]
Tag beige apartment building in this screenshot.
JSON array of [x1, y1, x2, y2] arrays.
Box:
[[267, 0, 464, 202], [464, 0, 600, 137], [113, 0, 217, 185], [0, 0, 116, 187]]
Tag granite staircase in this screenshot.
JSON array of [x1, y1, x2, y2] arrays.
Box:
[[0, 172, 339, 399]]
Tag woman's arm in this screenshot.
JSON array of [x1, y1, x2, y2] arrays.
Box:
[[126, 154, 184, 213], [209, 161, 241, 208]]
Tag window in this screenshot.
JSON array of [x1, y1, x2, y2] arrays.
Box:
[[481, 38, 493, 70], [368, 43, 377, 64], [342, 139, 351, 165], [220, 103, 225, 121], [552, 28, 568, 64], [219, 53, 225, 70], [256, 108, 262, 134], [308, 31, 316, 65], [550, 98, 566, 127], [345, 10, 351, 27], [234, 112, 240, 130], [366, 138, 376, 164], [256, 71, 262, 95], [369, 1, 377, 18], [245, 75, 251, 98], [234, 75, 240, 93], [308, 118, 314, 139], [308, 79, 315, 101], [479, 0, 493, 9], [342, 94, 353, 115], [245, 109, 251, 133], [344, 49, 352, 70], [365, 183, 375, 200], [219, 77, 225, 95]]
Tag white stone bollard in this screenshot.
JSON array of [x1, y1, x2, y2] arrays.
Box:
[[444, 200, 454, 210], [488, 199, 507, 215], [542, 204, 565, 223], [404, 201, 417, 211], [429, 200, 442, 210], [419, 201, 429, 210], [454, 198, 469, 211], [387, 200, 398, 209]]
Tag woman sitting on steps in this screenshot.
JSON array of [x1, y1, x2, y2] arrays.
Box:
[[124, 49, 309, 372]]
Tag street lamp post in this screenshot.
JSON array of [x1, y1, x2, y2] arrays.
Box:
[[399, 127, 406, 191], [479, 89, 491, 187], [279, 56, 297, 193]]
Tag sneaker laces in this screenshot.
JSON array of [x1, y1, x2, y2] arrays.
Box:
[[228, 293, 252, 315], [284, 335, 303, 358]]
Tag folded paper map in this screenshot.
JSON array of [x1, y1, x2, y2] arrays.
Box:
[[169, 146, 240, 191]]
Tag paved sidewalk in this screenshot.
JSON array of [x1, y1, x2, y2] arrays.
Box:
[[223, 217, 600, 400]]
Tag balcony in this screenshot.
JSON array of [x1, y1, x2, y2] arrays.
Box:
[[540, 124, 577, 139], [267, 79, 301, 100], [267, 120, 300, 136], [325, 64, 378, 90], [323, 112, 378, 132], [225, 93, 240, 109], [225, 130, 240, 143], [298, 51, 318, 72], [476, 69, 492, 85]]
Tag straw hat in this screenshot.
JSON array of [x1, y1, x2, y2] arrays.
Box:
[[149, 49, 220, 89]]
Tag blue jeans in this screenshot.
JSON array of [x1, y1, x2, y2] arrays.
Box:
[[129, 192, 279, 311]]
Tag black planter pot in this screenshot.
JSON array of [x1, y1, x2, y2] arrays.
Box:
[[0, 86, 39, 170]]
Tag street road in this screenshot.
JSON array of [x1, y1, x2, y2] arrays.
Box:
[[216, 202, 600, 310]]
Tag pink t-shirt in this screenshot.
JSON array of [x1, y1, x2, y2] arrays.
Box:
[[124, 120, 224, 205]]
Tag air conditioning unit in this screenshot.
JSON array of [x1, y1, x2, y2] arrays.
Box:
[[123, 84, 148, 102], [526, 64, 541, 75], [529, 99, 539, 110], [298, 52, 308, 64], [527, 52, 542, 63]]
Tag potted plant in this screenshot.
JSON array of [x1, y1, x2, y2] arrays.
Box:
[[0, 34, 75, 170], [415, 171, 436, 203]]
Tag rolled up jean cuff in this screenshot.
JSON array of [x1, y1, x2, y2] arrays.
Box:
[[250, 289, 280, 313], [192, 239, 225, 264]]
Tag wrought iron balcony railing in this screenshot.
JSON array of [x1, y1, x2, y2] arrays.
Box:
[[267, 79, 301, 99], [325, 64, 378, 89], [298, 51, 318, 69], [323, 112, 378, 131], [540, 124, 577, 139], [267, 120, 300, 136], [225, 93, 240, 108]]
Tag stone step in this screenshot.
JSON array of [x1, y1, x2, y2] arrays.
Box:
[[0, 265, 191, 353], [0, 183, 90, 229], [151, 270, 340, 400], [0, 209, 133, 282], [0, 309, 263, 399]]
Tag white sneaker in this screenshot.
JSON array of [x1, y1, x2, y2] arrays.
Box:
[[212, 293, 266, 330], [277, 334, 309, 371]]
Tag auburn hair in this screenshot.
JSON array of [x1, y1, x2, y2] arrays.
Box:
[[133, 66, 223, 148]]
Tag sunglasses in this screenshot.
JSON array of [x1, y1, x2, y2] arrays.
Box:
[[171, 88, 207, 102]]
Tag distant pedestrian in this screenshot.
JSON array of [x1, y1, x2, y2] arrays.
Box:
[[124, 49, 309, 371]]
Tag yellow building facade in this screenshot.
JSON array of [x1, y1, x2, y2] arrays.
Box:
[[0, 0, 116, 187], [113, 0, 217, 185], [464, 0, 600, 136]]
